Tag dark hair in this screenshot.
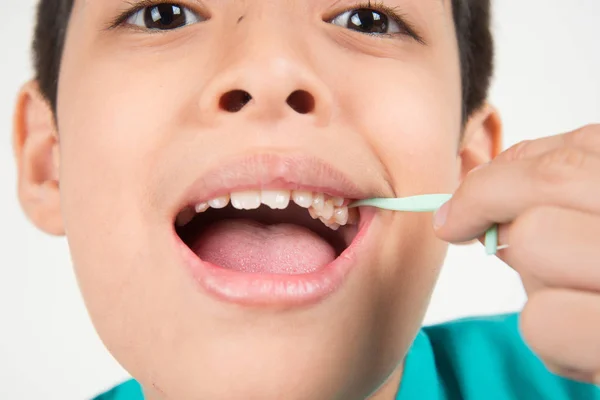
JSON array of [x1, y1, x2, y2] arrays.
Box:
[[33, 0, 493, 121]]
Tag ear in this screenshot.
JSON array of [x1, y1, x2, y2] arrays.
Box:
[[458, 104, 503, 182], [13, 81, 64, 236]]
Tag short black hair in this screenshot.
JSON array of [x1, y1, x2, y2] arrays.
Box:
[[33, 0, 493, 122]]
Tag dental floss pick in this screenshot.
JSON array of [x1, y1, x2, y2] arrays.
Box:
[[349, 195, 499, 256], [484, 224, 499, 256]]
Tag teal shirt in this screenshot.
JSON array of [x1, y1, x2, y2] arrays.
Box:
[[94, 314, 600, 400]]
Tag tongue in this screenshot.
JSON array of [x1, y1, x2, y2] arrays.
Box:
[[192, 219, 336, 274]]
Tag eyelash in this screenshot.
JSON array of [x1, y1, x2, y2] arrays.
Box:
[[108, 0, 424, 44], [343, 0, 424, 43], [108, 0, 197, 29]]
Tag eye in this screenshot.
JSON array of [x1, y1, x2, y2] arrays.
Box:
[[330, 8, 404, 36], [126, 4, 203, 30]]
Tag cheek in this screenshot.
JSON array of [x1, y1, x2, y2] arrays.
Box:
[[55, 45, 197, 324], [333, 57, 460, 319], [57, 37, 201, 225], [340, 60, 462, 194]]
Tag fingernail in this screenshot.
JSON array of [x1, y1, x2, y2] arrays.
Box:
[[468, 162, 490, 176], [434, 201, 450, 230]]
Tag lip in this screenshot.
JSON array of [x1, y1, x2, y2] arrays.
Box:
[[172, 153, 372, 217], [171, 152, 379, 307], [174, 206, 376, 308]]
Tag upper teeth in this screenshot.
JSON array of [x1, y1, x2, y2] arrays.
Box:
[[259, 190, 286, 209], [208, 196, 229, 209], [176, 189, 358, 230]]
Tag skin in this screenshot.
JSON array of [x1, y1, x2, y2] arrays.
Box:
[[12, 0, 503, 399]]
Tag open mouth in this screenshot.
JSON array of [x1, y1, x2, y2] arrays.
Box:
[[174, 190, 360, 275]]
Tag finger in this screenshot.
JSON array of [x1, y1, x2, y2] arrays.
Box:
[[521, 289, 600, 381], [435, 148, 600, 243], [496, 124, 600, 163], [480, 207, 600, 292], [477, 228, 546, 294]]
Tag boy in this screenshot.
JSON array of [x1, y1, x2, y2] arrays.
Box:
[[11, 0, 600, 399]]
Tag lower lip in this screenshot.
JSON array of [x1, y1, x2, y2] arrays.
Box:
[[175, 208, 376, 308]]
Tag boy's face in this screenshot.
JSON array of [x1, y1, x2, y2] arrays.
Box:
[[17, 0, 498, 398]]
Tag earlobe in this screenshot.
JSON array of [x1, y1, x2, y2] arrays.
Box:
[[458, 104, 503, 182], [13, 81, 65, 236]]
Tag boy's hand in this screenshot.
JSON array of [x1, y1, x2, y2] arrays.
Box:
[[433, 124, 600, 384]]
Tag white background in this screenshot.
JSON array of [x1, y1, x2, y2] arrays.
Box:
[[1, 1, 599, 399]]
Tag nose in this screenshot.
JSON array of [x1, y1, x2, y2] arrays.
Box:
[[219, 88, 315, 115], [198, 38, 333, 126]]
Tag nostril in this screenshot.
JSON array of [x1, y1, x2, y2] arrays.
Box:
[[220, 90, 252, 113], [286, 90, 315, 115]]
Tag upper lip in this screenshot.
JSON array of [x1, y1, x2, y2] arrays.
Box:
[[173, 153, 373, 217]]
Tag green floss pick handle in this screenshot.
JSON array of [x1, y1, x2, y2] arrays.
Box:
[[349, 194, 499, 256]]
